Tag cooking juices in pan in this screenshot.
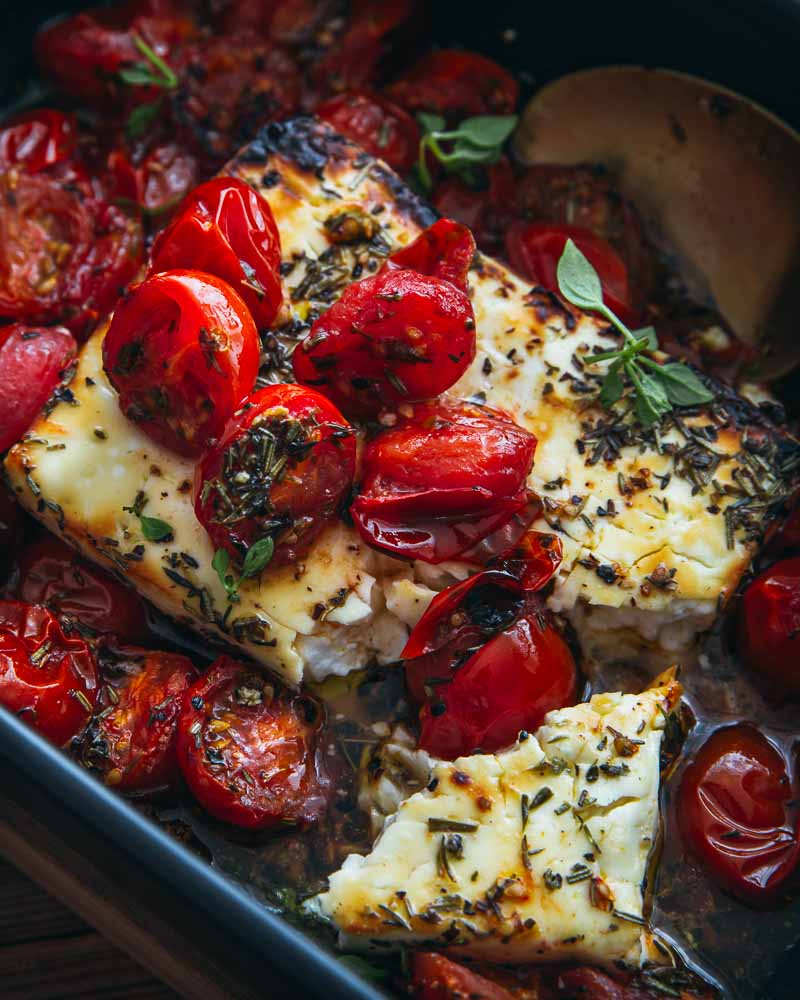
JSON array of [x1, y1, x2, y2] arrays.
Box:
[[1, 2, 799, 998]]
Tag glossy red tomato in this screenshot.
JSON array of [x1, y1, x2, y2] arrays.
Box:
[[351, 400, 536, 563], [316, 91, 420, 172], [149, 177, 283, 328], [738, 558, 800, 695], [82, 644, 196, 792], [387, 218, 475, 293], [0, 110, 76, 173], [176, 656, 330, 829], [16, 535, 149, 642], [488, 530, 563, 591], [505, 222, 637, 325], [431, 160, 516, 254], [0, 325, 77, 453], [195, 384, 356, 567], [403, 572, 577, 758], [103, 269, 260, 456], [292, 257, 476, 419], [0, 601, 98, 746], [386, 49, 519, 118], [409, 952, 515, 1000], [679, 724, 800, 904], [107, 139, 198, 217]]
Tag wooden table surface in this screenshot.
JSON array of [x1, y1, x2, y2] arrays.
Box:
[[0, 858, 177, 1000]]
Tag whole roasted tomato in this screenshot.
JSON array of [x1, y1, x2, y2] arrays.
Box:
[[505, 222, 637, 325], [679, 724, 800, 904], [316, 91, 420, 172], [176, 656, 330, 829], [81, 644, 196, 792], [106, 139, 198, 217], [738, 557, 800, 695], [0, 325, 76, 453], [0, 110, 76, 173], [149, 177, 283, 328], [293, 222, 476, 418], [0, 171, 142, 337], [195, 384, 356, 568], [350, 399, 537, 564], [0, 601, 98, 745], [386, 49, 519, 118], [15, 535, 149, 642], [103, 269, 260, 456], [403, 571, 577, 758]]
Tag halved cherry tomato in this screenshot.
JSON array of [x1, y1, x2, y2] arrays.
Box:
[[0, 110, 76, 174], [15, 535, 149, 642], [316, 91, 420, 172], [149, 177, 283, 328], [0, 324, 76, 453], [195, 384, 356, 567], [106, 139, 198, 217], [103, 269, 260, 456], [293, 235, 476, 418], [0, 601, 98, 746], [386, 218, 475, 293], [505, 222, 637, 326], [385, 49, 519, 118], [738, 557, 800, 695], [350, 400, 536, 563], [410, 952, 515, 1000], [176, 655, 330, 829], [81, 643, 196, 792], [678, 724, 800, 904], [403, 571, 577, 758]]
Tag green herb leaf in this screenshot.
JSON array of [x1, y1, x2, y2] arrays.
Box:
[[130, 34, 178, 89], [240, 536, 275, 580], [212, 547, 240, 603], [337, 955, 390, 983], [456, 114, 519, 148], [139, 515, 173, 542], [635, 326, 659, 350], [599, 358, 625, 408], [415, 113, 518, 192], [119, 66, 162, 86], [556, 238, 604, 311], [126, 100, 162, 139], [416, 111, 446, 134], [628, 364, 671, 427], [646, 361, 714, 406]]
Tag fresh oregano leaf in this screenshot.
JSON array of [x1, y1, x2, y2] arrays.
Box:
[[629, 365, 671, 426], [416, 111, 446, 134], [212, 547, 239, 602], [556, 238, 604, 311], [599, 359, 625, 408], [634, 326, 659, 350], [126, 100, 163, 139], [139, 514, 173, 542], [645, 361, 714, 406], [456, 114, 519, 148], [415, 113, 517, 192], [240, 536, 275, 579]]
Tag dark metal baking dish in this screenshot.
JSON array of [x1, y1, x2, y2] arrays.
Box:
[[1, 1, 799, 997]]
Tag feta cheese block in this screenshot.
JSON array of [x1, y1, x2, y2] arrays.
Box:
[[311, 681, 681, 967]]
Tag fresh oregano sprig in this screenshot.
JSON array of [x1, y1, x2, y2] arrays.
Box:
[[212, 537, 275, 604], [119, 35, 178, 139], [415, 113, 518, 192], [556, 238, 714, 426]]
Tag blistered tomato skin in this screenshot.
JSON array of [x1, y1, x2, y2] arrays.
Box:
[[0, 601, 98, 746], [316, 91, 420, 172], [195, 384, 356, 568], [293, 267, 475, 419], [0, 110, 76, 173], [106, 140, 198, 218], [103, 269, 260, 457], [679, 725, 800, 904], [149, 177, 283, 328], [739, 557, 800, 695], [176, 656, 330, 830], [387, 218, 475, 293], [16, 535, 149, 643], [0, 325, 77, 453], [81, 646, 197, 793]]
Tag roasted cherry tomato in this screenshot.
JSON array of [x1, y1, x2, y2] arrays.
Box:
[[351, 400, 536, 564], [387, 218, 475, 293], [15, 535, 149, 642], [0, 325, 76, 453], [103, 269, 260, 456], [176, 656, 329, 829], [195, 384, 356, 567], [0, 110, 76, 173], [0, 601, 98, 745], [149, 177, 283, 328], [678, 724, 800, 904], [81, 644, 196, 792], [738, 557, 800, 695], [106, 139, 198, 217], [386, 49, 519, 118], [403, 571, 577, 758], [409, 952, 515, 1000], [293, 230, 476, 418], [316, 91, 420, 172], [431, 160, 516, 254], [505, 222, 637, 325], [488, 529, 563, 591]]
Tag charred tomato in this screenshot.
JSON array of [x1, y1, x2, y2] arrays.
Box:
[[195, 383, 356, 568], [316, 91, 420, 172], [103, 269, 260, 456], [386, 218, 475, 293], [176, 656, 329, 829], [0, 601, 98, 745], [106, 138, 198, 218], [149, 177, 283, 328]]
